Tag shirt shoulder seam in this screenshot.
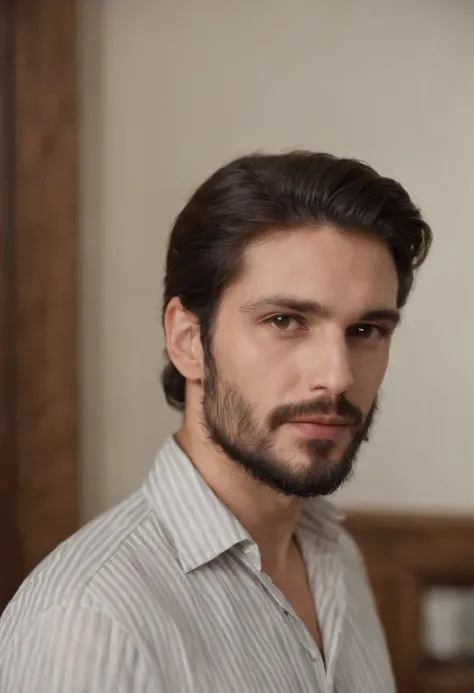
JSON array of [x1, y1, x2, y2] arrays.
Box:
[[0, 601, 159, 682]]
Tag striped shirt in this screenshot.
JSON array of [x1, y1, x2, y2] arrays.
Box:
[[0, 437, 396, 693]]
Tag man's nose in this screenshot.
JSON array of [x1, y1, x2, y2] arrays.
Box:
[[304, 330, 355, 396]]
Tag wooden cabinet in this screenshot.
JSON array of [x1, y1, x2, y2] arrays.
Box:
[[345, 512, 474, 693]]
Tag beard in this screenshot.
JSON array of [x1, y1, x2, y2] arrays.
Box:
[[201, 354, 378, 498]]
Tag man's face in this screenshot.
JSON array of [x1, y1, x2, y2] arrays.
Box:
[[201, 226, 400, 497]]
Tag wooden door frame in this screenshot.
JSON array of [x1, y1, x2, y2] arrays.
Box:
[[0, 0, 78, 611]]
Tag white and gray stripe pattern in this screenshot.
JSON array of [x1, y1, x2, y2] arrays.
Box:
[[0, 437, 396, 692]]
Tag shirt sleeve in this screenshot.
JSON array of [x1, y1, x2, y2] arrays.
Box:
[[0, 604, 158, 693]]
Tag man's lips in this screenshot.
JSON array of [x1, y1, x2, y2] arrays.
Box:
[[288, 415, 347, 426], [287, 416, 349, 440]]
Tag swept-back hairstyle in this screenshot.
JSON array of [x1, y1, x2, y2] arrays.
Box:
[[161, 151, 432, 410]]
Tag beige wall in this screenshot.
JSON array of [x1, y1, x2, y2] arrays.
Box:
[[79, 0, 474, 523]]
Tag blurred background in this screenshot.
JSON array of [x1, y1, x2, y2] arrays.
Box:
[[79, 0, 474, 521]]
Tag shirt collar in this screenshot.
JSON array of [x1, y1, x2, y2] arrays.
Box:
[[144, 437, 250, 573], [299, 495, 346, 545], [144, 436, 344, 573]]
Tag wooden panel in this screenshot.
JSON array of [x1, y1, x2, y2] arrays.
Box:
[[13, 0, 78, 575], [345, 511, 474, 693], [0, 0, 78, 611], [419, 664, 474, 693], [0, 0, 23, 609]]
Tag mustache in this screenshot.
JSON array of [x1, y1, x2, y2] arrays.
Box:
[[268, 394, 364, 430]]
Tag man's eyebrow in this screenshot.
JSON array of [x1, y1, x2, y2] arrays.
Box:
[[239, 295, 331, 317], [240, 295, 401, 326], [360, 309, 401, 326]]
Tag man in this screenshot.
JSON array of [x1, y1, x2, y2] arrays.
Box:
[[0, 151, 431, 692]]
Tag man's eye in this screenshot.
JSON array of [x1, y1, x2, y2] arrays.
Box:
[[265, 315, 304, 331], [348, 324, 389, 340]]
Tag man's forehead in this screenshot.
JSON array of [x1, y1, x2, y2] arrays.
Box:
[[243, 225, 394, 272], [236, 232, 396, 293]]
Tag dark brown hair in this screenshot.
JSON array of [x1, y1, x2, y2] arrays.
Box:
[[161, 151, 432, 411]]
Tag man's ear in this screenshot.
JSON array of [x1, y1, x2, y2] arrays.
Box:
[[164, 297, 202, 381]]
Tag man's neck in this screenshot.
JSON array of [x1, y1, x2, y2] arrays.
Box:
[[174, 425, 304, 577]]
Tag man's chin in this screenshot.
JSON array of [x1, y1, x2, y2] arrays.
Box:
[[256, 455, 355, 498], [290, 441, 346, 467]]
